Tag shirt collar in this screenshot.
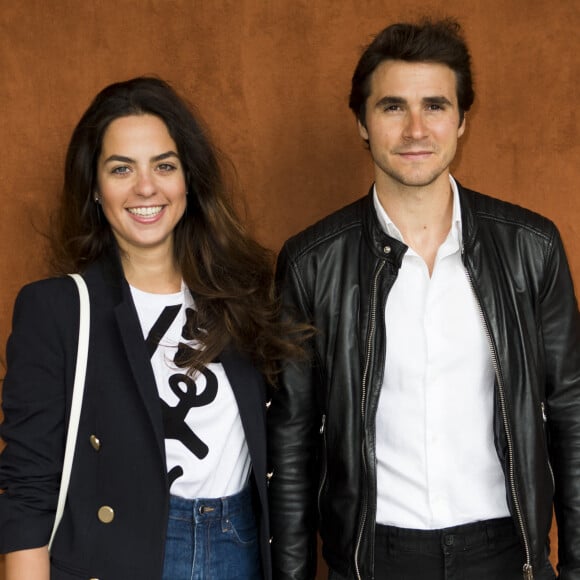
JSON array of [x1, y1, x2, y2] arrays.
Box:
[[372, 176, 462, 245]]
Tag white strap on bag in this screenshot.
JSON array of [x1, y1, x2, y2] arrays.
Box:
[[48, 273, 90, 552]]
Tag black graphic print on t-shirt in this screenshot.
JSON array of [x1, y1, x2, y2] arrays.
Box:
[[146, 305, 218, 488]]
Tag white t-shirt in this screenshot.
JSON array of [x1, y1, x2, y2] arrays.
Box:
[[130, 284, 250, 499]]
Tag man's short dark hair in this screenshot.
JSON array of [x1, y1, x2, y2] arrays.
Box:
[[349, 18, 474, 127]]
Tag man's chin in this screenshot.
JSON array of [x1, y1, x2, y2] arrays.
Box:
[[385, 169, 447, 189]]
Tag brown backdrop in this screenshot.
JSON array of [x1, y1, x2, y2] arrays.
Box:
[[1, 0, 578, 576]]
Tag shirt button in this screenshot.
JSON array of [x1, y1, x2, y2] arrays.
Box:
[[97, 506, 115, 524]]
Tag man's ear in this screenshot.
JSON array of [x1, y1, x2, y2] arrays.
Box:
[[458, 113, 466, 138], [358, 118, 369, 141]]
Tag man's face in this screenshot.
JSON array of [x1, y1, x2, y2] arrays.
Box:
[[358, 60, 465, 192]]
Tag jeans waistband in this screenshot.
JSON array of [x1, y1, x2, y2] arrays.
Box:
[[168, 485, 252, 523], [375, 517, 517, 553]]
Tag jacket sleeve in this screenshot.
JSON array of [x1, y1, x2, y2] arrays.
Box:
[[541, 229, 580, 579], [0, 279, 77, 553], [268, 245, 321, 580]]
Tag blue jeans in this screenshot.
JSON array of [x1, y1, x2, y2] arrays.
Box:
[[162, 485, 261, 580]]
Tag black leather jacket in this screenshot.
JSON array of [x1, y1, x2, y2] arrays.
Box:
[[268, 184, 580, 580]]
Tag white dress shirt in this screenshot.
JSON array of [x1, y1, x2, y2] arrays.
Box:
[[374, 177, 509, 529]]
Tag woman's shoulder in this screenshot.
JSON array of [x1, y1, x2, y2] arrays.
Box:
[[6, 277, 82, 373], [13, 276, 80, 322], [17, 275, 79, 299]]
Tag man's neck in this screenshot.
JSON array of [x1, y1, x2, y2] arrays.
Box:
[[376, 173, 454, 275]]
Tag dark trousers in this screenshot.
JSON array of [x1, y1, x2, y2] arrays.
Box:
[[329, 518, 556, 580]]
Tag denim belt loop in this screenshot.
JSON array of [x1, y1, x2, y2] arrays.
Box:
[[221, 494, 230, 532]]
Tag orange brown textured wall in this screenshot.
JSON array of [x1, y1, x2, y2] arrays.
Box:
[[0, 0, 577, 577]]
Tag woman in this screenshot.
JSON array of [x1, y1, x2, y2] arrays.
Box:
[[0, 77, 300, 579]]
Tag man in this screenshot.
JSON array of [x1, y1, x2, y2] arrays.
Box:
[[268, 18, 580, 580]]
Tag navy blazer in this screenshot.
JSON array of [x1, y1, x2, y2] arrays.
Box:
[[0, 251, 272, 579]]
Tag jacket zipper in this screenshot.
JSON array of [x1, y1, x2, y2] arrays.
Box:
[[354, 259, 385, 580], [465, 268, 533, 580], [541, 402, 555, 491], [317, 414, 327, 517]]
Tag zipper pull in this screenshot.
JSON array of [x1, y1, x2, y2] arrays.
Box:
[[523, 563, 533, 580], [541, 402, 547, 422], [320, 414, 326, 435]]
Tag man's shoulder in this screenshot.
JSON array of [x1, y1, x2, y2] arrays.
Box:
[[461, 185, 557, 239], [282, 195, 369, 262]]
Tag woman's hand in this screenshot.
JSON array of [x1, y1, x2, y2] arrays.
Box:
[[5, 546, 49, 580]]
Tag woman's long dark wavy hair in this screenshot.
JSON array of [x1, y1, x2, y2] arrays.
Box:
[[51, 76, 305, 383]]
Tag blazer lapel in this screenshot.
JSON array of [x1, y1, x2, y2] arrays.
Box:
[[114, 290, 167, 461], [98, 251, 165, 462], [82, 251, 167, 464], [220, 349, 267, 498]]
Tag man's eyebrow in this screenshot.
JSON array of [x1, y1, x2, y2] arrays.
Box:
[[423, 96, 453, 106], [102, 150, 179, 164], [374, 96, 406, 108], [373, 95, 454, 108]]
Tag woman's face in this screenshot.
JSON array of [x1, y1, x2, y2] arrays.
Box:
[[96, 114, 187, 260]]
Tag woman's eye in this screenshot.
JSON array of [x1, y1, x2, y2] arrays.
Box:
[[111, 166, 130, 175], [158, 163, 177, 172]]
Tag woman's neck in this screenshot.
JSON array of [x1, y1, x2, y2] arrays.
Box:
[[120, 248, 182, 294]]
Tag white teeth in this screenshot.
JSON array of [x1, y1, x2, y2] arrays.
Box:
[[128, 206, 163, 217]]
